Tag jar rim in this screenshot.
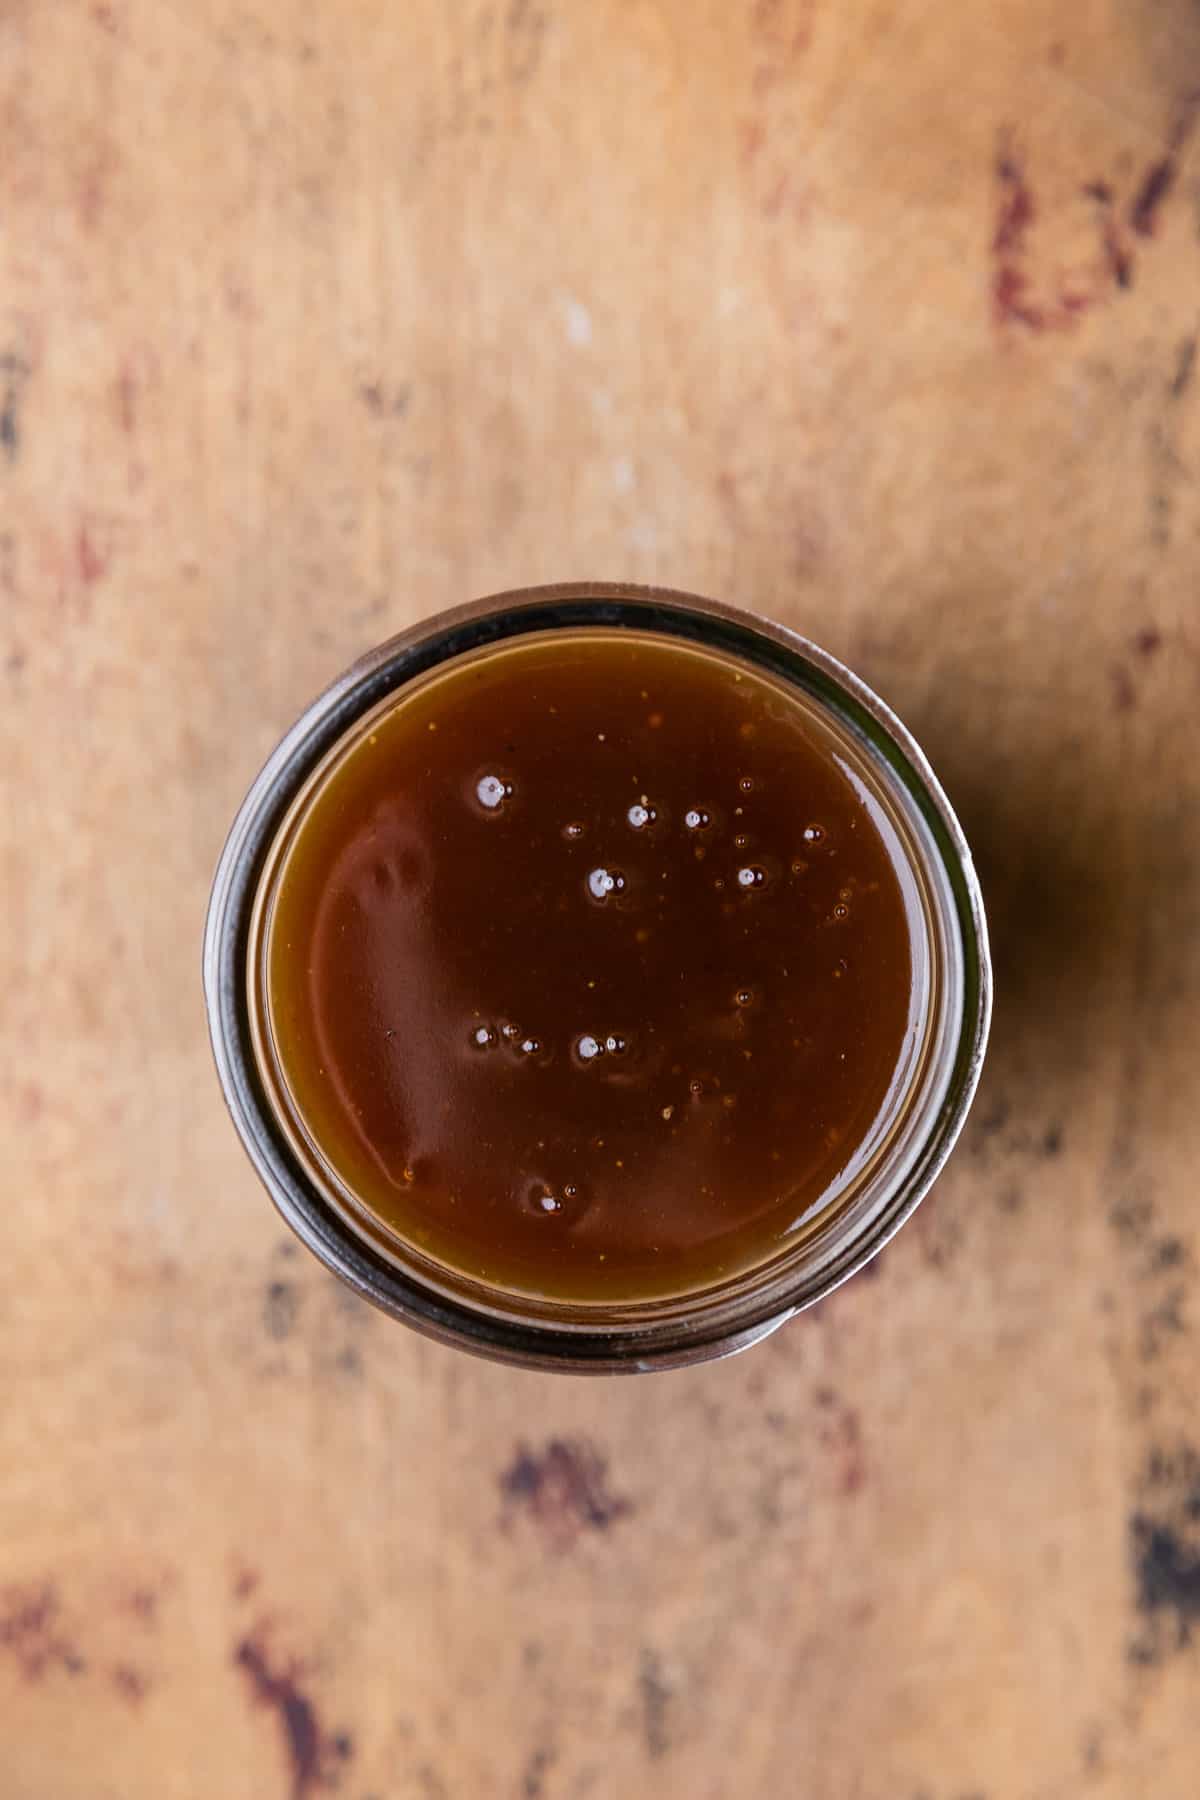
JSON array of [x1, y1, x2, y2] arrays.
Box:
[[203, 583, 992, 1372]]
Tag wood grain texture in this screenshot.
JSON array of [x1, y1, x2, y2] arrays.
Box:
[[3, 0, 1200, 1794]]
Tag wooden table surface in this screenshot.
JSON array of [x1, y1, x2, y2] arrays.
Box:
[[4, 1, 1200, 1795]]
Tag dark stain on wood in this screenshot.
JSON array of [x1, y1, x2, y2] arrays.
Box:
[[77, 523, 107, 585], [0, 351, 31, 462], [638, 1648, 671, 1758], [992, 265, 1044, 331], [112, 1662, 150, 1704], [233, 1566, 261, 1602], [1149, 1237, 1187, 1273], [1109, 665, 1135, 711], [504, 0, 548, 87], [817, 1399, 865, 1495], [1102, 216, 1134, 291], [234, 1635, 353, 1799], [1130, 160, 1176, 238], [0, 1584, 85, 1682], [1131, 93, 1200, 238], [992, 149, 1035, 256], [1139, 1285, 1187, 1361], [967, 1095, 1063, 1165], [1084, 178, 1132, 298], [500, 1438, 632, 1548], [127, 1586, 159, 1625], [1129, 1446, 1200, 1662], [521, 1744, 555, 1798], [264, 1278, 300, 1341], [1147, 331, 1197, 547], [116, 360, 138, 434], [991, 142, 1049, 329], [359, 381, 410, 419], [1169, 336, 1196, 400]]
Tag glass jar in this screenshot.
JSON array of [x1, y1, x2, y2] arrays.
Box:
[[204, 583, 990, 1372]]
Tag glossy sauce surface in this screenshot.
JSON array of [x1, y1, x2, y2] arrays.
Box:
[[263, 630, 921, 1302]]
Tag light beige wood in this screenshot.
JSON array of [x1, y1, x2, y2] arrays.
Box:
[[3, 0, 1200, 1793]]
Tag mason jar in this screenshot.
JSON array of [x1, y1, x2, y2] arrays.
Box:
[[204, 583, 990, 1372]]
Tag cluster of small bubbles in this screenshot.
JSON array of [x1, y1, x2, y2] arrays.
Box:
[[575, 1031, 628, 1062], [476, 774, 513, 810], [684, 808, 711, 831], [471, 1025, 497, 1049], [626, 801, 657, 830], [803, 824, 825, 844], [737, 865, 767, 889], [587, 866, 626, 900], [522, 1174, 584, 1218], [563, 821, 586, 841]]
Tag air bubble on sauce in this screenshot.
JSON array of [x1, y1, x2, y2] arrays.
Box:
[[627, 802, 656, 830], [588, 866, 625, 900], [576, 1033, 602, 1061], [527, 1184, 564, 1215], [476, 774, 512, 810], [563, 821, 586, 841], [471, 1025, 497, 1049], [737, 865, 767, 889], [684, 808, 711, 831], [803, 824, 825, 844]]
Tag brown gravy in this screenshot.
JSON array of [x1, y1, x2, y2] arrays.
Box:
[[262, 629, 920, 1302]]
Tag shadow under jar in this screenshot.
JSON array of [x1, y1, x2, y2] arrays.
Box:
[[204, 584, 990, 1372]]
